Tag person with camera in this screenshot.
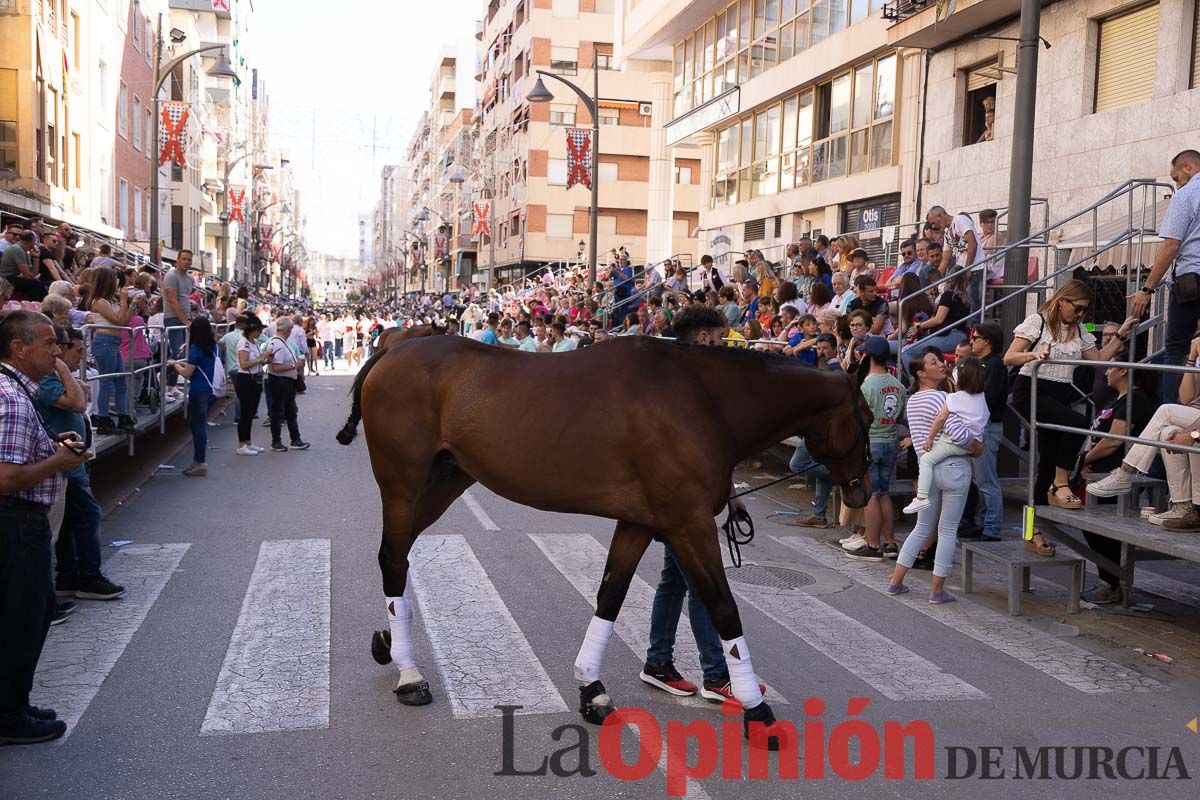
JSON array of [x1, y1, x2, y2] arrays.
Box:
[[234, 316, 271, 456], [0, 311, 91, 744], [265, 316, 310, 453]]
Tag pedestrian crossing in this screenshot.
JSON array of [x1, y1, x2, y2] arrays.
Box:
[[32, 527, 1166, 744]]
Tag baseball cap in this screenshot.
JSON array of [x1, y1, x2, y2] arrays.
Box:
[[856, 335, 890, 358]]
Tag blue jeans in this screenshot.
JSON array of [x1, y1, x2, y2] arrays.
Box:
[[56, 470, 102, 577], [897, 456, 972, 577], [1163, 287, 1200, 404], [973, 422, 1004, 538], [335, 340, 343, 359], [903, 330, 967, 374], [164, 317, 186, 388], [92, 333, 128, 418], [189, 391, 212, 463], [869, 442, 898, 495], [646, 541, 727, 682], [322, 341, 334, 368], [789, 440, 832, 518], [0, 506, 55, 719]]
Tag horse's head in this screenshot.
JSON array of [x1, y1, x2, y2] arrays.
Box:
[[804, 374, 873, 508]]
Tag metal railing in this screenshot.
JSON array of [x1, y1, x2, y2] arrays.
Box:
[[599, 253, 696, 324]]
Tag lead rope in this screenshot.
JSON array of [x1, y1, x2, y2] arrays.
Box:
[[721, 470, 807, 568]]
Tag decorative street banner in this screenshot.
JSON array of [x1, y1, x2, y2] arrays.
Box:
[[212, 0, 230, 11], [158, 101, 190, 166], [434, 233, 448, 261], [472, 201, 491, 238], [260, 224, 272, 246], [228, 187, 246, 224], [565, 128, 592, 189]]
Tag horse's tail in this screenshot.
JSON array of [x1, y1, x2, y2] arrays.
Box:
[[336, 346, 389, 445]]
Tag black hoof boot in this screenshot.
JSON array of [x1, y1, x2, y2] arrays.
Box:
[[579, 680, 616, 725], [371, 629, 392, 665], [394, 679, 433, 706], [744, 701, 781, 751]]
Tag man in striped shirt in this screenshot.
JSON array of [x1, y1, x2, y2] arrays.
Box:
[[0, 311, 91, 744]]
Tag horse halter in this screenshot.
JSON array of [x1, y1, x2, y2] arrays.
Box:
[[813, 373, 872, 489]]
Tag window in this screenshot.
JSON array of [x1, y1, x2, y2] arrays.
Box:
[[595, 0, 615, 13], [673, 219, 691, 240], [962, 60, 997, 146], [596, 52, 614, 70], [548, 158, 568, 185], [598, 161, 618, 182], [546, 213, 573, 238], [549, 104, 576, 125], [145, 20, 153, 66], [118, 81, 128, 138], [598, 108, 620, 126], [1095, 2, 1159, 113], [98, 58, 109, 114], [133, 96, 143, 149], [134, 187, 143, 235], [550, 47, 578, 76], [598, 215, 617, 236], [675, 165, 693, 184], [119, 178, 129, 234], [71, 12, 80, 68], [552, 0, 578, 19], [72, 132, 80, 187], [0, 69, 16, 172], [132, 6, 142, 51]]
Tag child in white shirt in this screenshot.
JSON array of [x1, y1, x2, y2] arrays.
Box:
[[903, 357, 989, 514]]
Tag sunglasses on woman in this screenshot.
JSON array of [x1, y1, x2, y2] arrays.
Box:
[[1068, 302, 1090, 314]]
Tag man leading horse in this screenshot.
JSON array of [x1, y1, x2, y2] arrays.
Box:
[[337, 304, 872, 743]]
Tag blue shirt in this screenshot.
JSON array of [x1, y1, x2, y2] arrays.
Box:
[[1161, 178, 1200, 278], [37, 374, 87, 479], [787, 332, 818, 365], [187, 345, 217, 395], [479, 328, 499, 346]]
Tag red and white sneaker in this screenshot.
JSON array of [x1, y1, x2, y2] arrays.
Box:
[[700, 674, 767, 703], [639, 661, 698, 696]]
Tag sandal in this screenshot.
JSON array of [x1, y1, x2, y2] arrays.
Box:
[[1024, 530, 1056, 557], [1047, 483, 1082, 510]]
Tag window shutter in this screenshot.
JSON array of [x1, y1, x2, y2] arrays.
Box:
[[745, 218, 766, 241], [1192, 1, 1200, 88], [966, 60, 998, 92], [1095, 3, 1160, 113], [0, 69, 17, 120]]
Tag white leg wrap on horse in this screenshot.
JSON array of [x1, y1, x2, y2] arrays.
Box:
[[385, 591, 421, 680], [721, 636, 763, 710], [574, 616, 614, 683]]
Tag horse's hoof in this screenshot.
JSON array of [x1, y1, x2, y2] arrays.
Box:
[[394, 680, 433, 706], [743, 701, 781, 751], [371, 629, 392, 665], [579, 680, 615, 726]]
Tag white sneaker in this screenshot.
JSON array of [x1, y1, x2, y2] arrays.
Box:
[[841, 536, 869, 553], [903, 496, 932, 515], [236, 445, 259, 456], [1149, 502, 1193, 526], [838, 532, 864, 547], [250, 445, 267, 453], [1087, 469, 1133, 497]]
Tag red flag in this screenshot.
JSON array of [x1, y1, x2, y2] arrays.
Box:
[[158, 102, 190, 166], [228, 187, 246, 224], [565, 128, 592, 189], [472, 201, 491, 238]]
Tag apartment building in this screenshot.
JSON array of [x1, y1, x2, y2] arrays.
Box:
[[888, 0, 1200, 235], [470, 0, 701, 286], [619, 0, 912, 264]]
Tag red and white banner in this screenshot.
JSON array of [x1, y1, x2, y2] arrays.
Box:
[[212, 0, 230, 11], [434, 233, 448, 261], [228, 187, 246, 224], [565, 127, 592, 189], [158, 101, 190, 166], [472, 201, 491, 238]]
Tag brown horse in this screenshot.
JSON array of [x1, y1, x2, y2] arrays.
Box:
[[374, 323, 443, 352], [337, 336, 871, 738]]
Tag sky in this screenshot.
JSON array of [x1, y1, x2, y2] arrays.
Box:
[[254, 0, 481, 258]]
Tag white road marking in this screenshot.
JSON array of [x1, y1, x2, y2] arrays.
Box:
[[33, 544, 189, 738], [202, 539, 331, 734], [529, 533, 788, 707], [461, 489, 499, 531], [409, 535, 567, 718], [773, 536, 1163, 694]]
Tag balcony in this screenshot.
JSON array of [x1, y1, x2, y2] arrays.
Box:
[[886, 0, 1024, 50], [439, 76, 456, 99]]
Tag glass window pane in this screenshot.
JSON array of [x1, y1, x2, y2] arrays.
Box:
[[797, 89, 813, 145], [739, 168, 751, 203], [797, 0, 811, 12], [761, 33, 777, 71], [782, 0, 796, 19], [780, 151, 796, 191], [740, 0, 752, 49], [716, 13, 727, 60], [850, 0, 868, 25], [754, 111, 769, 161], [751, 43, 764, 78], [738, 51, 751, 83], [713, 70, 726, 96], [871, 120, 894, 168], [684, 36, 694, 82], [830, 73, 850, 133], [767, 104, 781, 157], [829, 133, 847, 178], [766, 0, 779, 29], [850, 129, 869, 174], [725, 59, 738, 88], [705, 21, 716, 74], [853, 62, 873, 128], [754, 0, 767, 38], [782, 95, 798, 148], [780, 22, 794, 61], [796, 145, 811, 185], [795, 11, 810, 53], [812, 0, 828, 45], [875, 54, 896, 119], [830, 0, 846, 34], [812, 139, 829, 181], [740, 118, 753, 165]]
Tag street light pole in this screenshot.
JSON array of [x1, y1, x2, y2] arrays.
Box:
[[148, 15, 238, 266], [527, 66, 600, 295]]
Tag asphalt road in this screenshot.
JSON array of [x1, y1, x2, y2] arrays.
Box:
[[2, 367, 1199, 799]]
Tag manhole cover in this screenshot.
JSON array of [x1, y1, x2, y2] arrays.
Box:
[[725, 564, 815, 589]]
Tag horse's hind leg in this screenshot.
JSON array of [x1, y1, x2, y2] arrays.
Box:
[[377, 460, 476, 706], [575, 520, 652, 724]]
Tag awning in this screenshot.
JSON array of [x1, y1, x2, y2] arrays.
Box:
[[598, 99, 640, 110]]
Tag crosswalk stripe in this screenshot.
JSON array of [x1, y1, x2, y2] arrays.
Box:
[[201, 539, 332, 734], [772, 536, 1164, 694], [461, 489, 500, 531], [33, 543, 189, 738], [529, 533, 789, 707], [409, 535, 568, 718]]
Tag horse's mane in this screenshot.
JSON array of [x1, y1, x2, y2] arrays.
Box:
[[644, 335, 822, 370]]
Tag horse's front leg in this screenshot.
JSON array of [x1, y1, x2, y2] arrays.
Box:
[[575, 520, 652, 724]]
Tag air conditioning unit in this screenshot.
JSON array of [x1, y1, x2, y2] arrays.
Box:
[[638, 102, 652, 116]]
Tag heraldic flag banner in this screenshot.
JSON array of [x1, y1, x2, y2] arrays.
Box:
[[228, 187, 246, 224], [159, 101, 190, 166], [472, 201, 491, 238], [565, 128, 592, 189]]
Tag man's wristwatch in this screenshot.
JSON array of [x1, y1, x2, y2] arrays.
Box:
[[1191, 430, 1199, 444], [1140, 286, 1155, 295]]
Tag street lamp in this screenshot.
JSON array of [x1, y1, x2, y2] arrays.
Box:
[[526, 67, 600, 295], [148, 15, 239, 266]]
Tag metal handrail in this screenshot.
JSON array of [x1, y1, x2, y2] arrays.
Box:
[[599, 253, 697, 322]]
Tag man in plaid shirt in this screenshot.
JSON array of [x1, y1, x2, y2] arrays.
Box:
[[0, 310, 90, 744]]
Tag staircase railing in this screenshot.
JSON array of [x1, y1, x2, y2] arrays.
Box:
[[598, 253, 696, 325]]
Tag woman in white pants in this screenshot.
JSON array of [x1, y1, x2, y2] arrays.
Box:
[[1088, 336, 1200, 529]]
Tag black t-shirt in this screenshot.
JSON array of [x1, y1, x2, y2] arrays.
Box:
[[847, 296, 888, 319], [1089, 389, 1154, 473], [937, 290, 970, 333]]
